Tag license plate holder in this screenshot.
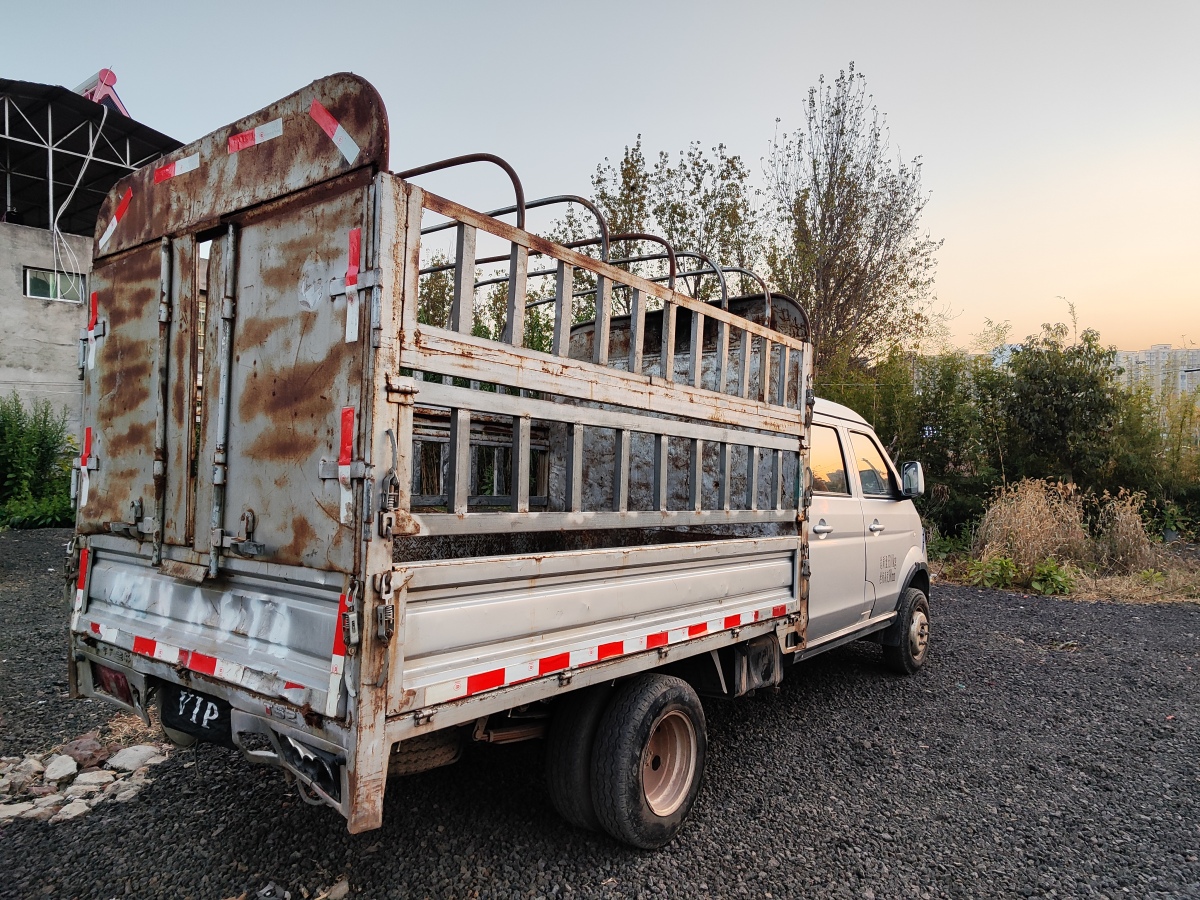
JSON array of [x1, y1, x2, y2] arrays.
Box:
[[160, 683, 235, 748]]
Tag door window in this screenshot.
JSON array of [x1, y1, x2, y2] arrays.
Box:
[[849, 432, 896, 498], [810, 425, 850, 495]]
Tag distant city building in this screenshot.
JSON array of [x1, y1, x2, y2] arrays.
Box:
[[0, 70, 180, 434], [1114, 345, 1200, 397]]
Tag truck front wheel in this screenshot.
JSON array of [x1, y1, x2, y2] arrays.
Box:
[[590, 674, 706, 849], [883, 587, 931, 675]]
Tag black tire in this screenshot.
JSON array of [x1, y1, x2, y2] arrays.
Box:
[[883, 587, 931, 675], [544, 684, 613, 831], [590, 674, 707, 849]]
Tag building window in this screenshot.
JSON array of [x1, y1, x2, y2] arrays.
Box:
[[24, 267, 86, 303]]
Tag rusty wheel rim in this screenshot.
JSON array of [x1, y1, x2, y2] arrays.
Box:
[[642, 709, 696, 817], [909, 608, 930, 661]]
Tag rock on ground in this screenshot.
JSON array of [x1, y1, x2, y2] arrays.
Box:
[[106, 745, 160, 773]]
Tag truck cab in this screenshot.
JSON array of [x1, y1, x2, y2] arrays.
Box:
[[805, 398, 929, 672]]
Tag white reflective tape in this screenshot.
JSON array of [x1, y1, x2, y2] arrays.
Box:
[[78, 468, 90, 508], [326, 653, 346, 717], [338, 464, 353, 524], [331, 124, 360, 166], [344, 285, 359, 343], [707, 618, 724, 634], [423, 678, 468, 706], [504, 660, 539, 684], [667, 627, 689, 645], [173, 152, 200, 176], [213, 659, 245, 683], [569, 646, 598, 667], [86, 331, 97, 370], [624, 635, 647, 653], [254, 118, 283, 144], [153, 643, 182, 664], [97, 217, 118, 249]]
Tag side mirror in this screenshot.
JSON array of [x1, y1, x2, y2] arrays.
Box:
[[900, 461, 925, 498]]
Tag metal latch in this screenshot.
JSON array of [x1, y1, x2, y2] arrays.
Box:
[[373, 570, 395, 642], [107, 498, 156, 538], [341, 580, 362, 649], [77, 322, 107, 378], [377, 429, 400, 538], [226, 509, 265, 557], [318, 459, 367, 480], [328, 269, 378, 297]]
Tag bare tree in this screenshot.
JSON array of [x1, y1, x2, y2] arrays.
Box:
[[765, 63, 941, 370]]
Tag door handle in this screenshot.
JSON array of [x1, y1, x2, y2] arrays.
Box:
[[869, 521, 885, 533], [812, 521, 834, 535]]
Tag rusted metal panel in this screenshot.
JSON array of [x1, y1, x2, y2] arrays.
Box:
[[78, 243, 165, 536], [163, 236, 198, 547], [92, 73, 388, 260], [220, 180, 368, 573]]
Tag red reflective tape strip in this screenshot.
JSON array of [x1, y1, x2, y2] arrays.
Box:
[[153, 152, 199, 183], [228, 118, 282, 154], [772, 604, 787, 618], [597, 641, 623, 660], [538, 653, 569, 675], [188, 652, 217, 676], [646, 631, 668, 649], [90, 622, 100, 636], [308, 99, 339, 139], [283, 681, 304, 690], [132, 635, 156, 656], [88, 292, 98, 330], [724, 615, 742, 629], [688, 623, 707, 637], [466, 668, 505, 695], [331, 592, 349, 657], [153, 163, 174, 183], [113, 188, 132, 222], [338, 407, 354, 465], [76, 548, 89, 590], [81, 427, 92, 463], [345, 228, 361, 287]]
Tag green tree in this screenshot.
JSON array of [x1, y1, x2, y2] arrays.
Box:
[[1004, 324, 1123, 489], [764, 63, 941, 370]]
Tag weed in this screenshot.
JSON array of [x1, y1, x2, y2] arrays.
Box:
[[967, 554, 1017, 589], [1031, 558, 1076, 595], [0, 392, 74, 528]]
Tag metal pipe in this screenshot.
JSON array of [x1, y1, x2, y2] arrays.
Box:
[[152, 237, 172, 566], [722, 266, 772, 324], [208, 224, 238, 578], [396, 153, 525, 229], [421, 194, 610, 263]]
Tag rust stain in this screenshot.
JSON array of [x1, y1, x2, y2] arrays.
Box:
[[278, 514, 320, 564]]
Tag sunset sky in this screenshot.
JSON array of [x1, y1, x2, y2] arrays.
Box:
[[8, 0, 1197, 350]]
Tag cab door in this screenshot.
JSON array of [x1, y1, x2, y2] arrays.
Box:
[[806, 423, 869, 639], [846, 430, 919, 618]]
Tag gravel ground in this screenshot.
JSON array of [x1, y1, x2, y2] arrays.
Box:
[[2, 528, 1199, 899]]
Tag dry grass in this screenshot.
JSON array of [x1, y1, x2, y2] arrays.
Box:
[[954, 479, 1200, 602], [102, 708, 163, 746], [974, 480, 1089, 583], [1094, 490, 1156, 574]]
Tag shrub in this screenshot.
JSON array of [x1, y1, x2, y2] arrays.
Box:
[[1031, 558, 1076, 595], [0, 392, 75, 529], [974, 479, 1089, 584], [966, 554, 1017, 589], [1094, 490, 1155, 575]]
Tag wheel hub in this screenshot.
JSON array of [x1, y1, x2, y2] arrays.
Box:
[[909, 609, 930, 660], [642, 709, 697, 817]]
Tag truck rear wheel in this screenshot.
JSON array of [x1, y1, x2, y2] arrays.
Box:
[[590, 674, 706, 849], [883, 587, 931, 675], [544, 684, 613, 831]]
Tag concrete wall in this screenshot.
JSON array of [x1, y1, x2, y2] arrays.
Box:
[[0, 222, 89, 438]]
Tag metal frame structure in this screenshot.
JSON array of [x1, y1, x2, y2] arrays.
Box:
[[0, 78, 180, 234]]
